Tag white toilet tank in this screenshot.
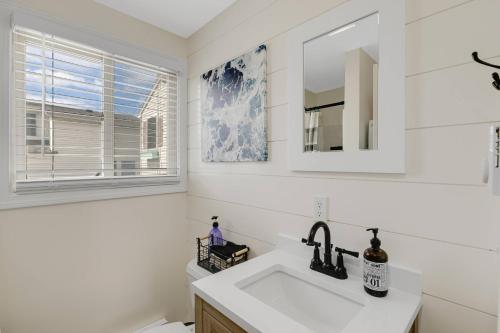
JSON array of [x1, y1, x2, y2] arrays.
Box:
[[185, 259, 213, 308]]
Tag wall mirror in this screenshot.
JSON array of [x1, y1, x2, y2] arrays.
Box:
[[304, 13, 379, 153], [288, 0, 405, 173]]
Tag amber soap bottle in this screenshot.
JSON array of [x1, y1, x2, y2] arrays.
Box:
[[363, 228, 388, 297]]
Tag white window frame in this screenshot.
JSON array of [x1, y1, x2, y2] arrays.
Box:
[[0, 8, 187, 209]]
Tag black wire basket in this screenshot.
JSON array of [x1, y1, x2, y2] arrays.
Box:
[[196, 235, 250, 273]]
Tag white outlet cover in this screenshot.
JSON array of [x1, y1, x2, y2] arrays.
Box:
[[313, 196, 328, 220]]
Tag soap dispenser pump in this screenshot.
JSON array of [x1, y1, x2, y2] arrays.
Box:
[[363, 228, 389, 297]]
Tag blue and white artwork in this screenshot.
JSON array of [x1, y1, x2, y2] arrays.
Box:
[[201, 45, 267, 162]]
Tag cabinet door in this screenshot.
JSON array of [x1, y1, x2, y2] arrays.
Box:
[[202, 311, 231, 333], [196, 295, 247, 333]]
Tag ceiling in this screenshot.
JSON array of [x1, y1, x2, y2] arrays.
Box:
[[304, 13, 379, 93], [94, 0, 237, 38]]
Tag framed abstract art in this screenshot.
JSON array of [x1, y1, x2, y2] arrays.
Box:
[[201, 44, 267, 162]]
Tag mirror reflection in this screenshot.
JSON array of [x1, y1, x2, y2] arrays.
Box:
[[303, 13, 379, 152]]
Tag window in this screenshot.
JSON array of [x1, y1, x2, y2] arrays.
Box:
[[12, 26, 180, 192], [25, 112, 37, 136], [147, 117, 157, 149]]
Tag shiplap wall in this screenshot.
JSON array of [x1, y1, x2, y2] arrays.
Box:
[[186, 0, 500, 332]]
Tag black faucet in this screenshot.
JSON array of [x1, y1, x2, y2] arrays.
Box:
[[302, 221, 359, 279], [302, 221, 333, 269]]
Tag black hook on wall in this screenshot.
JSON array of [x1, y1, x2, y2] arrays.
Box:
[[472, 52, 500, 90], [493, 73, 500, 90]]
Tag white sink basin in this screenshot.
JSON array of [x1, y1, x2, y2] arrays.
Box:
[[237, 265, 364, 333]]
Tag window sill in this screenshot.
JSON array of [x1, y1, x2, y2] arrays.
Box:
[[0, 181, 187, 210]]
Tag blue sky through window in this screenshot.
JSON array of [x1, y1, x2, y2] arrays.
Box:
[[113, 62, 157, 116], [24, 45, 157, 117]]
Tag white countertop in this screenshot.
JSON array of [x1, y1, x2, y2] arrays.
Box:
[[193, 234, 422, 333]]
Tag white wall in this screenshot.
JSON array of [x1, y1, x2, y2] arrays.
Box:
[[186, 0, 500, 332], [9, 0, 186, 59], [343, 48, 375, 150], [0, 194, 188, 333], [0, 1, 189, 332]]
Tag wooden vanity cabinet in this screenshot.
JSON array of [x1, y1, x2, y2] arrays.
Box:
[[195, 295, 419, 333], [195, 295, 247, 333], [410, 317, 419, 333]]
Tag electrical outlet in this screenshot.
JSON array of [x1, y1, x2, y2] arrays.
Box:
[[313, 196, 328, 220]]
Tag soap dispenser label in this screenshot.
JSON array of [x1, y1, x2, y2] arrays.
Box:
[[363, 259, 388, 292]]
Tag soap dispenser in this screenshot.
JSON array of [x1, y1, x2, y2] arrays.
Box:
[[209, 216, 224, 246], [363, 228, 388, 297]]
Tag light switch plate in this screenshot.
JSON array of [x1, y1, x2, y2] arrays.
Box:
[[313, 196, 328, 220]]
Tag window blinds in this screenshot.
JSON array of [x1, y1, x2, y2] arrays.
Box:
[[12, 27, 179, 191]]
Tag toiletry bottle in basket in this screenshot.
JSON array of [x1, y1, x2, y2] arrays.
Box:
[[209, 216, 224, 246]]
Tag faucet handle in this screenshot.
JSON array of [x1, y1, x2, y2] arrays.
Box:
[[334, 247, 359, 258], [333, 247, 359, 280], [301, 238, 321, 247], [302, 238, 323, 270]]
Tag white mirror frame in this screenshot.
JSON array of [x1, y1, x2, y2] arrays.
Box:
[[287, 0, 405, 173]]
